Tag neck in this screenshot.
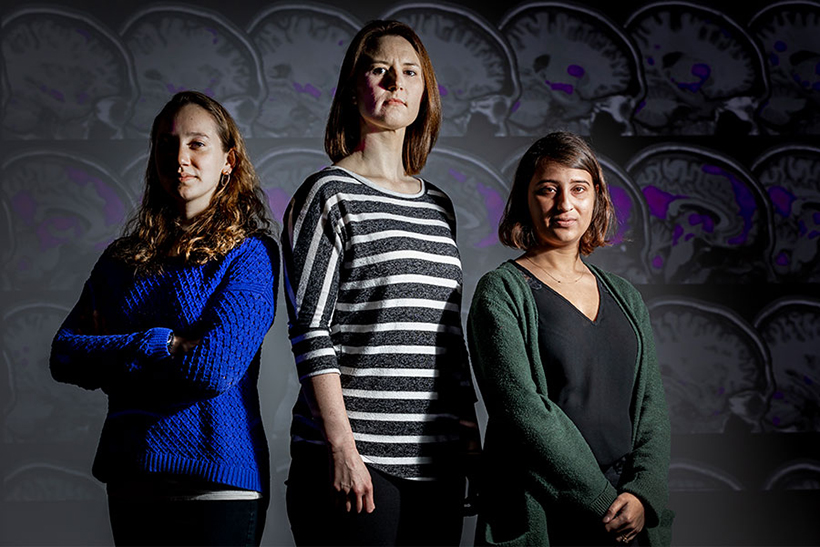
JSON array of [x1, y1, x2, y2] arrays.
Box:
[[524, 245, 582, 272], [338, 125, 410, 187]]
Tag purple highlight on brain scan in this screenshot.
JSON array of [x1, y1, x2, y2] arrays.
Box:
[[476, 182, 504, 248], [567, 65, 585, 78], [447, 168, 467, 184], [642, 185, 683, 219], [608, 186, 632, 244], [775, 251, 790, 266], [66, 167, 125, 225], [702, 164, 757, 245], [768, 185, 797, 217]]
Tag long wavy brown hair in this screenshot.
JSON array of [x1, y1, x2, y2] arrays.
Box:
[[110, 91, 271, 271]]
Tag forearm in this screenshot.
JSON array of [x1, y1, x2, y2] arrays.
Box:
[[305, 372, 357, 451]]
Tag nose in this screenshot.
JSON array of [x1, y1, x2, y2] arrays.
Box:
[[384, 68, 403, 91], [557, 189, 574, 212], [177, 144, 191, 168]]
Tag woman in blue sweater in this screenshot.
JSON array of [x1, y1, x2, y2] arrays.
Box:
[[468, 132, 673, 546], [50, 91, 278, 546]]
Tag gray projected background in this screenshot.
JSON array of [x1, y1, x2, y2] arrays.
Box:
[[1, 0, 818, 545]]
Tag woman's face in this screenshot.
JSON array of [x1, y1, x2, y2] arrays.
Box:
[[154, 103, 234, 219], [355, 34, 425, 134], [527, 161, 596, 251]]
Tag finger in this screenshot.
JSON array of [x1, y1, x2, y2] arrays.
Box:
[[364, 488, 376, 513], [603, 498, 627, 524], [345, 497, 352, 513]]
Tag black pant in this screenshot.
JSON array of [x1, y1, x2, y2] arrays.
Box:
[[286, 443, 465, 546], [108, 496, 267, 546]]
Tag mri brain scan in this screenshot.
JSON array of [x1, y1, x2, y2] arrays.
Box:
[[754, 299, 820, 432], [248, 5, 360, 137], [1, 7, 137, 139], [420, 146, 514, 290], [1, 151, 135, 290], [750, 1, 820, 134], [382, 3, 520, 136], [626, 2, 767, 135], [499, 2, 645, 137], [121, 4, 265, 137], [649, 298, 774, 434], [752, 145, 820, 282], [627, 143, 774, 283], [254, 146, 330, 224], [2, 303, 107, 444]]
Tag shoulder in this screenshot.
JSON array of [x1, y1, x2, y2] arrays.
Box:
[[294, 167, 362, 203], [473, 262, 528, 302]]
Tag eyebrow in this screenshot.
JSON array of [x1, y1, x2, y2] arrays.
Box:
[[368, 57, 420, 67]]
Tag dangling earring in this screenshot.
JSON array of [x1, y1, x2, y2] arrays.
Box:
[[220, 171, 231, 187]]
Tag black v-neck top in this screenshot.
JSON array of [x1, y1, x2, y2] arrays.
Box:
[[513, 261, 637, 469]]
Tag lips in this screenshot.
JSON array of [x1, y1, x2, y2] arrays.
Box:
[[385, 97, 406, 106], [551, 216, 577, 227]]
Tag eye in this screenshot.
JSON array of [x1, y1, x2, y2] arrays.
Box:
[[190, 140, 205, 149], [405, 69, 418, 77], [371, 66, 387, 76]]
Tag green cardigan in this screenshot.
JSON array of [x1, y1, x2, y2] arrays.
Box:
[[467, 261, 673, 546]]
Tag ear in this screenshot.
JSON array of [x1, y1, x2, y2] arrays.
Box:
[[223, 149, 236, 175]]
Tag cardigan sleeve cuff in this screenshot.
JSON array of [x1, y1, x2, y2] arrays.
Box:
[[589, 480, 619, 517], [138, 327, 173, 360]]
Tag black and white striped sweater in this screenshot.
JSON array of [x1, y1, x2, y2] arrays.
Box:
[[282, 167, 475, 480]]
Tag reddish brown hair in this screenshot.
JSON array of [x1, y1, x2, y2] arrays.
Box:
[[324, 20, 441, 175]]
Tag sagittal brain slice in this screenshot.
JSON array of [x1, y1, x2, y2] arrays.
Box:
[[500, 2, 644, 136], [248, 6, 360, 137], [649, 298, 773, 434], [1, 7, 137, 139], [625, 3, 767, 135], [750, 2, 820, 134], [752, 145, 820, 282], [121, 5, 265, 136], [627, 144, 774, 283], [1, 151, 135, 291]]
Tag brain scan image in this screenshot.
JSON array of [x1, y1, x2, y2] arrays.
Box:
[[420, 146, 515, 291], [1, 7, 137, 139], [248, 5, 361, 138], [2, 303, 107, 444], [765, 461, 820, 490], [626, 143, 774, 283], [625, 2, 768, 135], [1, 151, 136, 291], [752, 145, 820, 282], [382, 3, 520, 136], [121, 4, 266, 137], [254, 146, 330, 224], [4, 463, 104, 501], [649, 298, 774, 434], [668, 460, 744, 491], [754, 299, 820, 432], [750, 2, 820, 134], [499, 2, 645, 137]]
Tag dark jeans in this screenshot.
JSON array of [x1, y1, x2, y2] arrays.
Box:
[[108, 496, 267, 546], [286, 443, 465, 546]]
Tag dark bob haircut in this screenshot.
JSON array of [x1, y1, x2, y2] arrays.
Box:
[[324, 19, 441, 175], [498, 131, 615, 255]]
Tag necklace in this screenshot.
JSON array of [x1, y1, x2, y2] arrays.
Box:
[[525, 256, 585, 284]]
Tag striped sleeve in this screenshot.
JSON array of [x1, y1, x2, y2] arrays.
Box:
[[282, 171, 347, 380]]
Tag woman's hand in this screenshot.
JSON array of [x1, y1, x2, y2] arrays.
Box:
[[603, 492, 645, 543], [168, 334, 200, 356], [330, 443, 375, 513]]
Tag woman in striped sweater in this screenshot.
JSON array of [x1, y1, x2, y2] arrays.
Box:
[[281, 19, 479, 547]]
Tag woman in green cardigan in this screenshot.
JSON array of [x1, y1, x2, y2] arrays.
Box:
[[468, 132, 673, 546]]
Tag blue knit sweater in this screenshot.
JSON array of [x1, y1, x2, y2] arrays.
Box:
[[50, 235, 278, 493]]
